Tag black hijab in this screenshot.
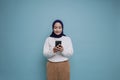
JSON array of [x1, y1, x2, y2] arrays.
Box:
[[50, 20, 66, 38]]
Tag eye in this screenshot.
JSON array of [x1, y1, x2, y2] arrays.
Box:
[[59, 26, 62, 29], [54, 26, 57, 29]]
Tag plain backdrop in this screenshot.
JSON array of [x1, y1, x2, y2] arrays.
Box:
[[0, 0, 120, 80]]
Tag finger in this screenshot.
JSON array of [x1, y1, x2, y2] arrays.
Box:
[[56, 45, 59, 47]]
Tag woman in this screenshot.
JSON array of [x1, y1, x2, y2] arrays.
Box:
[[43, 19, 73, 80]]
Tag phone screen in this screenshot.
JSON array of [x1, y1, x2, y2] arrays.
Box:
[[55, 41, 61, 47]]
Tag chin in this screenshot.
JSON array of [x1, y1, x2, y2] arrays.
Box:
[[56, 33, 61, 35]]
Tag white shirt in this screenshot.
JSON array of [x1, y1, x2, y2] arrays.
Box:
[[43, 36, 73, 62]]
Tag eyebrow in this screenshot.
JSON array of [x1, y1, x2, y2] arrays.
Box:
[[54, 25, 62, 27]]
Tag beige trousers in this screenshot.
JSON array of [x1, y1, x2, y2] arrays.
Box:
[[47, 61, 70, 80]]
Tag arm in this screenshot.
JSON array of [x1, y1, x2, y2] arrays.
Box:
[[43, 38, 55, 58], [62, 37, 73, 58]]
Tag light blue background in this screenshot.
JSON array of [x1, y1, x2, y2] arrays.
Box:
[[0, 0, 120, 80]]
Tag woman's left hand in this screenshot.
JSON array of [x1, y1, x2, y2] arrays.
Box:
[[57, 44, 64, 52]]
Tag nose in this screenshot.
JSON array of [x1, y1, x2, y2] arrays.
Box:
[[56, 29, 59, 31]]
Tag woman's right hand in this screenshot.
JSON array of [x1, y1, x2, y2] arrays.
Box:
[[53, 46, 58, 53]]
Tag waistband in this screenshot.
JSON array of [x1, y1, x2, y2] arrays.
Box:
[[48, 60, 69, 63]]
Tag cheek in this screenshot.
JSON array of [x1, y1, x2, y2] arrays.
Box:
[[53, 29, 57, 32], [59, 29, 62, 32]]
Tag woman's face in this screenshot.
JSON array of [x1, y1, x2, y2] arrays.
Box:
[[53, 22, 62, 35]]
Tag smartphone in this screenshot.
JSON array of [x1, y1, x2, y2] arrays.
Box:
[[55, 41, 62, 47]]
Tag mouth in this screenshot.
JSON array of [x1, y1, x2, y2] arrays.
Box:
[[55, 32, 61, 35], [55, 31, 60, 33]]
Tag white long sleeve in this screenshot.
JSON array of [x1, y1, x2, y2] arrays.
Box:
[[61, 37, 73, 58], [43, 36, 73, 62], [43, 37, 55, 58]]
